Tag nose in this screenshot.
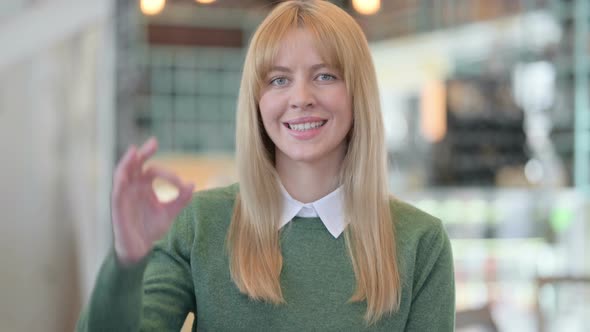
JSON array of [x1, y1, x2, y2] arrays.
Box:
[[290, 80, 315, 110]]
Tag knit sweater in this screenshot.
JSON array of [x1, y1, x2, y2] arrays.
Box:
[[77, 184, 455, 331]]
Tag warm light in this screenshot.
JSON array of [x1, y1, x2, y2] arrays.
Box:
[[195, 0, 216, 4], [420, 81, 447, 143], [140, 0, 165, 15], [352, 0, 380, 15]]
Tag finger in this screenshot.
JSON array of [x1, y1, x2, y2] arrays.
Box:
[[143, 166, 189, 190], [125, 145, 142, 179], [113, 145, 137, 189], [136, 137, 159, 167]]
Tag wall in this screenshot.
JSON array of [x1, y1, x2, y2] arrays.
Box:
[[0, 1, 114, 330]]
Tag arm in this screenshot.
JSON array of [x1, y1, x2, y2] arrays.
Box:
[[76, 202, 196, 331], [77, 138, 196, 331], [404, 222, 455, 332]]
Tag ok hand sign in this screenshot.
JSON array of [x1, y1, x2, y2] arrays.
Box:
[[111, 138, 195, 265]]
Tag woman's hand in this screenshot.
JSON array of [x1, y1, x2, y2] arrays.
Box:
[[111, 137, 195, 265]]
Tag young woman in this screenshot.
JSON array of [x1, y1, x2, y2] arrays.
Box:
[[77, 1, 455, 330]]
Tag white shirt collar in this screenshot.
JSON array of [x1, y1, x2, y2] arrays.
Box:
[[278, 183, 347, 238]]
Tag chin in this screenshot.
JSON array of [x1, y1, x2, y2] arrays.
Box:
[[281, 148, 323, 163], [286, 153, 319, 163]]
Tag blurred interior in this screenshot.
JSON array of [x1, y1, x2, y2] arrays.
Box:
[[0, 0, 588, 331]]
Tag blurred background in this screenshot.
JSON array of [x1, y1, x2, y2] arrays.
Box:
[[0, 0, 588, 331]]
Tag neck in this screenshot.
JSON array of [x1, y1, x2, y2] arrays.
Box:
[[275, 148, 345, 204]]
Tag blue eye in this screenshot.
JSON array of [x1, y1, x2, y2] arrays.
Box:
[[317, 73, 336, 81], [270, 77, 288, 86]]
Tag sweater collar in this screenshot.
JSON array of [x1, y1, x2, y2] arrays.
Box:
[[278, 182, 347, 238]]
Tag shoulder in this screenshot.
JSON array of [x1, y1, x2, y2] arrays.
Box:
[[389, 197, 445, 241], [389, 197, 452, 271], [175, 183, 239, 237], [188, 182, 239, 211]]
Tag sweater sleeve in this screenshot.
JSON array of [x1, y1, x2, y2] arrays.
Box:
[[404, 221, 455, 332], [76, 205, 196, 332]]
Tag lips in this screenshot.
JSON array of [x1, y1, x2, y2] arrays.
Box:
[[286, 120, 327, 131], [283, 116, 328, 127], [282, 117, 328, 140]]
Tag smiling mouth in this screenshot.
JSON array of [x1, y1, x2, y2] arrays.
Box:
[[284, 120, 327, 131]]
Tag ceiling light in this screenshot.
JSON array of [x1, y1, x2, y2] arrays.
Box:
[[196, 0, 216, 4], [352, 0, 380, 15], [140, 0, 166, 16]]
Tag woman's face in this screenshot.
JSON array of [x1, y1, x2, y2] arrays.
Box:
[[258, 28, 353, 166]]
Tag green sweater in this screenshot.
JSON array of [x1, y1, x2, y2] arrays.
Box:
[[77, 184, 455, 331]]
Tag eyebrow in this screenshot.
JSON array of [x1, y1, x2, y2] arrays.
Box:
[[268, 63, 330, 73]]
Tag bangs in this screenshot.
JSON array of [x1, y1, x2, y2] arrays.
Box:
[[251, 4, 346, 97]]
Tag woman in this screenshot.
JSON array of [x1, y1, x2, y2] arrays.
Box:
[[77, 1, 455, 330]]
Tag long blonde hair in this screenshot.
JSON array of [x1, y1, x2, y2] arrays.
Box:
[[227, 0, 400, 325]]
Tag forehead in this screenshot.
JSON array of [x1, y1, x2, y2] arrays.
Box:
[[272, 29, 322, 66], [262, 27, 341, 75]]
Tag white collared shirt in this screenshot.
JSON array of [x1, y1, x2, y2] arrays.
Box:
[[278, 183, 347, 238]]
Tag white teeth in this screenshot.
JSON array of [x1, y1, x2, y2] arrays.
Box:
[[288, 121, 326, 131]]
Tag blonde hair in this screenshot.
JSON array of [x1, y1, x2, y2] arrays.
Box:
[[227, 0, 400, 325]]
